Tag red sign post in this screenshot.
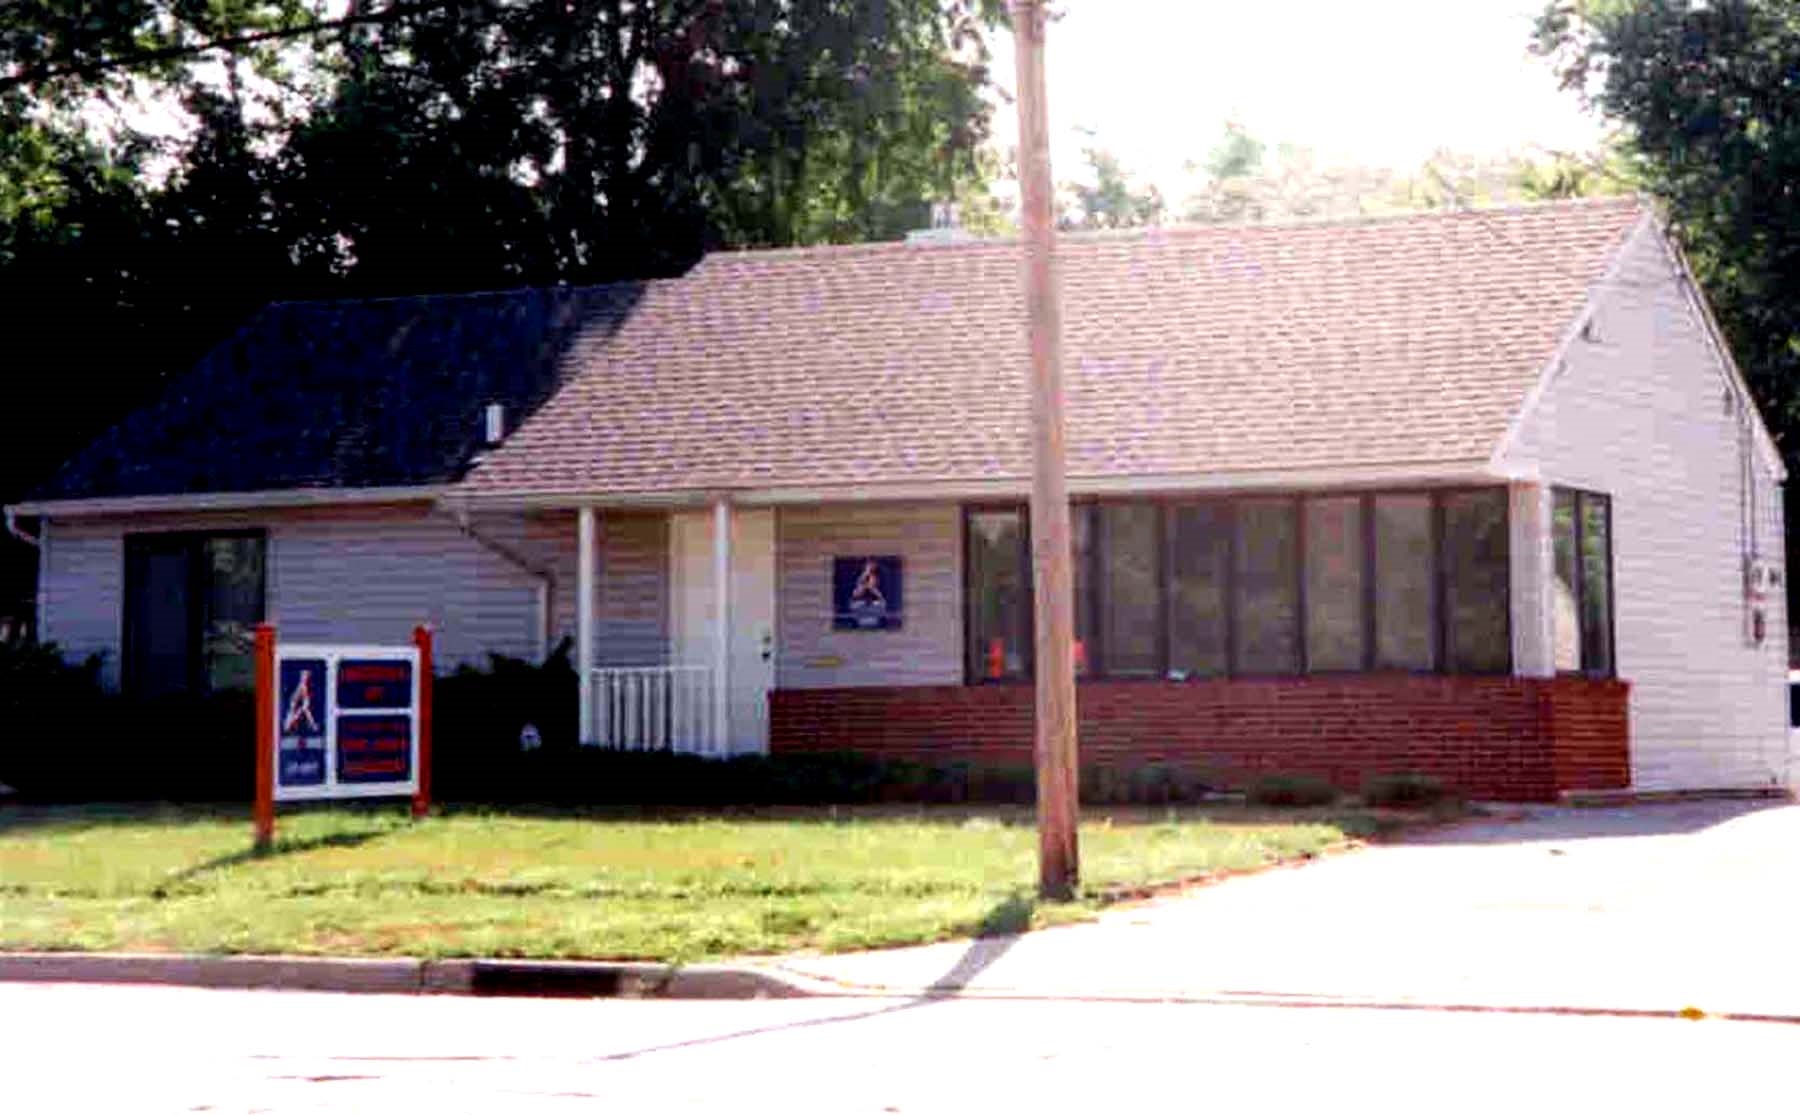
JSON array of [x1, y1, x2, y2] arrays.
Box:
[[411, 624, 433, 819], [254, 623, 276, 853]]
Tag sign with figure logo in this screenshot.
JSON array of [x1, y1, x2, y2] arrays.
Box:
[[277, 658, 328, 788], [270, 643, 421, 802], [832, 555, 904, 630]]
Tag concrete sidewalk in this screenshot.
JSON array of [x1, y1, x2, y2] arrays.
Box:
[[752, 799, 1800, 1020]]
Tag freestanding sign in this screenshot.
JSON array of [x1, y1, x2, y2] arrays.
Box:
[[254, 625, 434, 850]]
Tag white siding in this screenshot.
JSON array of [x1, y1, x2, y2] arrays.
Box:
[[776, 502, 962, 688], [38, 503, 669, 683], [1504, 219, 1791, 791]]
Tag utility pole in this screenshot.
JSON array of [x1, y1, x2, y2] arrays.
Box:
[[1010, 0, 1080, 901]]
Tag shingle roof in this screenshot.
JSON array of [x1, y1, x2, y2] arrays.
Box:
[[29, 283, 646, 501], [462, 197, 1647, 500]]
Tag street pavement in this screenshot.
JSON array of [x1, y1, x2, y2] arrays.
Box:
[[762, 799, 1800, 1019], [5, 800, 1799, 1112], [0, 981, 1794, 1113]]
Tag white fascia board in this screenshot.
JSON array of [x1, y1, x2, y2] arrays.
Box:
[[9, 485, 447, 518], [442, 458, 1507, 512]]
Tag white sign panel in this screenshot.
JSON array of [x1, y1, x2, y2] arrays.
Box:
[[273, 643, 421, 802]]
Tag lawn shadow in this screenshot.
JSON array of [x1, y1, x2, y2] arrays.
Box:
[[594, 892, 1040, 1063], [150, 828, 396, 896]]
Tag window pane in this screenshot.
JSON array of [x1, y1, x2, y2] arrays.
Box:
[[1098, 503, 1161, 677], [1305, 497, 1366, 671], [1234, 499, 1300, 674], [967, 510, 1030, 680], [203, 536, 265, 692], [1072, 505, 1094, 677], [1374, 495, 1436, 670], [1169, 504, 1231, 678], [127, 541, 194, 697], [1579, 494, 1613, 675], [1551, 490, 1581, 672], [1443, 489, 1511, 673]]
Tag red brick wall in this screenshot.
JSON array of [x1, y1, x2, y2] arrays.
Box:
[[769, 676, 1632, 803]]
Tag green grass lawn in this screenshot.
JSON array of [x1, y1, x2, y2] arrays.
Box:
[[0, 802, 1394, 962]]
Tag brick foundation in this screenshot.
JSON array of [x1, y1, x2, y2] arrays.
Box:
[[769, 675, 1632, 803]]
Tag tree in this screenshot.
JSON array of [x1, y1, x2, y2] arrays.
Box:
[[1533, 0, 1800, 623], [1061, 142, 1162, 229]]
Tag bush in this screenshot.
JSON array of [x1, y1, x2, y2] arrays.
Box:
[[0, 638, 255, 801], [1245, 773, 1340, 808], [1361, 772, 1454, 809]]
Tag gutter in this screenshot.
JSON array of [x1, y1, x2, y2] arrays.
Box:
[[9, 484, 448, 519], [443, 507, 557, 661], [3, 507, 39, 548]]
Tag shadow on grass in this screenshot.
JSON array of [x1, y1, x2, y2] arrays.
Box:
[[594, 891, 1041, 1063], [149, 828, 397, 897]]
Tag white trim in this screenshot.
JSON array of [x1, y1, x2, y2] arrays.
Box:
[[444, 459, 1508, 513], [9, 485, 446, 518], [577, 506, 598, 744], [35, 518, 49, 641], [711, 499, 731, 750], [1490, 211, 1654, 470]]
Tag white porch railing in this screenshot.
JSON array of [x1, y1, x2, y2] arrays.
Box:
[[589, 665, 719, 754]]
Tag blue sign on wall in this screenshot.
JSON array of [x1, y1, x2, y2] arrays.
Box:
[[277, 658, 328, 787], [833, 555, 904, 630], [336, 716, 413, 784], [336, 659, 413, 709]]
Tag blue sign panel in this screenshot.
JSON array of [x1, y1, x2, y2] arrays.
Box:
[[336, 659, 413, 710], [833, 555, 903, 630], [336, 716, 413, 784], [277, 658, 328, 787]]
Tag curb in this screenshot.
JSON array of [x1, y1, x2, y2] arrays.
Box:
[[0, 952, 811, 1000]]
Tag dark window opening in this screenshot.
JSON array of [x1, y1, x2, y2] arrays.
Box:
[[124, 532, 266, 696], [963, 488, 1510, 683], [1552, 488, 1615, 677]]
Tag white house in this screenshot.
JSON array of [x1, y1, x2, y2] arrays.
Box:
[[10, 197, 1791, 800]]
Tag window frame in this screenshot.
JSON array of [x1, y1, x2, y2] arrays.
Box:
[[960, 486, 1513, 684], [122, 528, 268, 697], [1551, 487, 1617, 679]]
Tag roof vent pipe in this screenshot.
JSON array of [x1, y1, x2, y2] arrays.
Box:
[[485, 402, 506, 446]]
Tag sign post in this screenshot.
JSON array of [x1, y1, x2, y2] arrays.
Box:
[[253, 625, 429, 849], [254, 624, 276, 853]]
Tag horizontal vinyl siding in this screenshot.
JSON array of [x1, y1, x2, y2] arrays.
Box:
[[38, 503, 669, 682], [39, 518, 125, 688], [776, 503, 961, 689], [1504, 220, 1790, 791]]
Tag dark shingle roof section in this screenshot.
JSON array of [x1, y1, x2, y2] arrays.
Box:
[[462, 197, 1647, 498], [31, 283, 646, 501]]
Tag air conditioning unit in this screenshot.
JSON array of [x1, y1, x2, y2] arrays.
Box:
[[1745, 558, 1783, 600]]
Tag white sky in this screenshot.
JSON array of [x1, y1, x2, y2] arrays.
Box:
[[985, 0, 1606, 197]]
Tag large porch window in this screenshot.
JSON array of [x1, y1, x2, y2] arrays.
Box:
[[124, 531, 267, 696], [963, 488, 1511, 682]]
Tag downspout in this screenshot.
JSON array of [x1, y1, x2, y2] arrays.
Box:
[[444, 508, 556, 661]]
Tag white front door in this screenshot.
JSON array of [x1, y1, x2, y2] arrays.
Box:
[[730, 509, 777, 754], [669, 506, 776, 754]]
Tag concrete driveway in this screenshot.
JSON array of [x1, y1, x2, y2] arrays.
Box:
[[767, 799, 1800, 1019]]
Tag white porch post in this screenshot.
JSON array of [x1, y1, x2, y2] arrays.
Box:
[[578, 505, 598, 744], [712, 498, 731, 753], [1510, 481, 1555, 677]]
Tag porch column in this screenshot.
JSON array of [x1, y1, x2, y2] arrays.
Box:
[[578, 505, 598, 744], [712, 498, 731, 753], [1509, 481, 1555, 677]]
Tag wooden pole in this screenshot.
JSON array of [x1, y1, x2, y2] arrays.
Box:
[[1011, 0, 1080, 900], [253, 623, 276, 852], [412, 625, 434, 819]]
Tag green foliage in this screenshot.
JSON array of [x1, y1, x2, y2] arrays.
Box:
[[1062, 142, 1164, 230], [1360, 771, 1454, 809], [1532, 0, 1800, 620], [1245, 773, 1340, 808]]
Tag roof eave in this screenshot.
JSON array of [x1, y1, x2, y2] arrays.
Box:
[[9, 484, 449, 519]]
